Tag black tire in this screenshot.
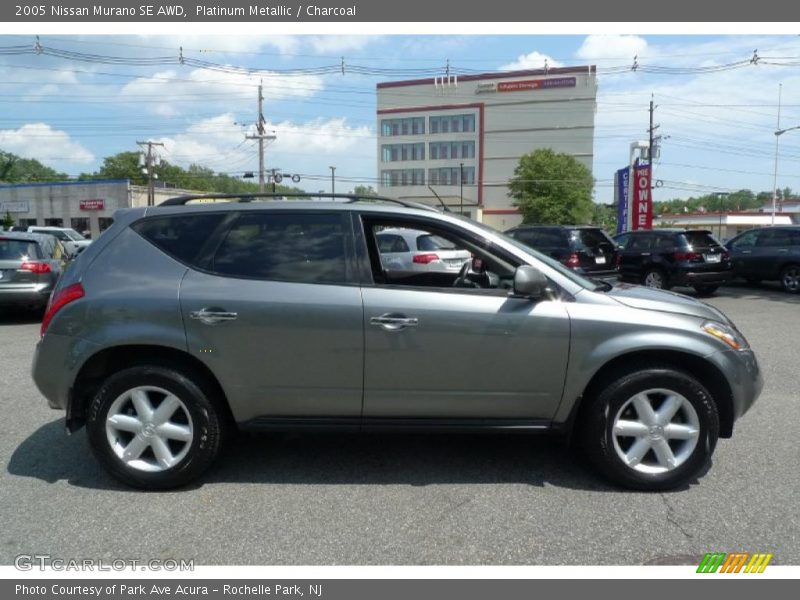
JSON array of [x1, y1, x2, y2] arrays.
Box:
[[693, 284, 719, 297], [86, 365, 225, 490], [579, 367, 719, 491], [780, 264, 800, 294], [643, 268, 669, 290]]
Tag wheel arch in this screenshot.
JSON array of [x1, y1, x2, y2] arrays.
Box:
[[68, 344, 234, 433], [564, 349, 735, 442]]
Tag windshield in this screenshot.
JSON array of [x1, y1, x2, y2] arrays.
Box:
[[451, 215, 598, 289], [65, 229, 86, 241]]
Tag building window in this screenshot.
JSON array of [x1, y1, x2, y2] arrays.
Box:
[[428, 167, 475, 186], [381, 169, 425, 187], [45, 218, 64, 227], [381, 143, 425, 162], [99, 217, 114, 233], [381, 117, 425, 137], [429, 141, 475, 160], [71, 217, 90, 236], [429, 114, 476, 135], [18, 218, 38, 228]]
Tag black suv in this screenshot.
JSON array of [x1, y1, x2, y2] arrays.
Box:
[[614, 229, 731, 295], [726, 226, 800, 293], [504, 225, 618, 279]]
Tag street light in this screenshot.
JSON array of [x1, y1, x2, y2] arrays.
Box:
[[329, 166, 336, 196], [716, 192, 729, 240], [773, 124, 800, 225]]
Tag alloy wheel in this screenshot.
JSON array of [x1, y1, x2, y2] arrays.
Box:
[[611, 388, 700, 475], [782, 266, 800, 293], [105, 386, 194, 472], [644, 271, 664, 288]]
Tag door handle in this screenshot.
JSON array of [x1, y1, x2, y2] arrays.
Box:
[[190, 308, 238, 325], [370, 313, 419, 331]]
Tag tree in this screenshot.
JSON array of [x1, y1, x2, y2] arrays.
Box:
[[2, 211, 14, 229], [351, 184, 377, 197], [0, 150, 68, 183], [508, 149, 594, 225], [590, 203, 617, 233]]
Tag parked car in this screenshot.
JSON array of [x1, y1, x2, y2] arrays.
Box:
[[376, 227, 471, 274], [725, 226, 800, 293], [27, 226, 91, 257], [32, 194, 762, 491], [614, 229, 731, 295], [505, 225, 618, 279], [0, 232, 69, 312]]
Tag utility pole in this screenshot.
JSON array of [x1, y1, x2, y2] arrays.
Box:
[[648, 94, 658, 220], [459, 162, 464, 214], [772, 83, 783, 226], [137, 140, 165, 206], [245, 81, 276, 193], [329, 166, 336, 196]]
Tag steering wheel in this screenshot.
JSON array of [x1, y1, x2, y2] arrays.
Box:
[[453, 261, 480, 288]]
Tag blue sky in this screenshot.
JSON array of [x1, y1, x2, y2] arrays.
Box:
[[1, 34, 799, 203]]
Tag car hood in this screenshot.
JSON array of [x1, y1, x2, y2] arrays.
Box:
[[606, 282, 729, 323]]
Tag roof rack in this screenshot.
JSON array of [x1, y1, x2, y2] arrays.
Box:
[[159, 192, 438, 212]]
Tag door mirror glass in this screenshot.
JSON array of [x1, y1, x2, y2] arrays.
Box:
[[513, 266, 548, 299]]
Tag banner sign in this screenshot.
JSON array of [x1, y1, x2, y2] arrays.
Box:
[[79, 199, 105, 211], [631, 164, 653, 231], [497, 77, 577, 92], [615, 167, 629, 234], [0, 200, 29, 213]]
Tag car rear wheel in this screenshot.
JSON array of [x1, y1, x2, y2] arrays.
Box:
[[693, 284, 719, 297], [643, 269, 668, 290], [580, 367, 719, 491], [86, 365, 224, 489], [780, 265, 800, 293]]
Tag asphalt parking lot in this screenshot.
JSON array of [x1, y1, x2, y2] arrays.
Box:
[[1, 281, 798, 566]]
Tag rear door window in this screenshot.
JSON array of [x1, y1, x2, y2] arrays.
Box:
[[757, 229, 793, 247], [211, 212, 352, 285], [628, 234, 653, 250], [512, 228, 567, 248], [571, 228, 615, 250]]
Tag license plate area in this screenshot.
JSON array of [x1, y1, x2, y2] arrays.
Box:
[[595, 256, 607, 265], [704, 253, 721, 263]]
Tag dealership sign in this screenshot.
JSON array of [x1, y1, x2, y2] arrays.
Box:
[[615, 167, 629, 235], [631, 164, 653, 230], [497, 77, 577, 92], [0, 200, 29, 213], [79, 199, 105, 211]]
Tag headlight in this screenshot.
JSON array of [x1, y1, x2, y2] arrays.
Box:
[[702, 321, 749, 351]]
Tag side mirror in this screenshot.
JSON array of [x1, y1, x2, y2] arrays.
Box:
[[512, 265, 549, 300]]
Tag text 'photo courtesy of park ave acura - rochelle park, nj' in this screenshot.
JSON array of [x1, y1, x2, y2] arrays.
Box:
[[0, 28, 799, 576]]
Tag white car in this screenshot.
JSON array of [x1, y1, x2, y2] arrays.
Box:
[[27, 226, 91, 257], [376, 228, 471, 273]]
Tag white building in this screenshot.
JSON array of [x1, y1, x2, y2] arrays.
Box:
[[0, 179, 202, 238], [655, 211, 796, 241], [376, 66, 598, 230]]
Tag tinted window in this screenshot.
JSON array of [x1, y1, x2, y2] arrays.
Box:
[[376, 234, 410, 253], [681, 231, 720, 249], [729, 229, 759, 249], [614, 233, 631, 249], [571, 228, 615, 250], [134, 213, 226, 265], [757, 229, 793, 247], [417, 234, 457, 251], [511, 229, 567, 248], [656, 235, 677, 250], [0, 239, 40, 260], [628, 235, 653, 250], [212, 212, 349, 284]]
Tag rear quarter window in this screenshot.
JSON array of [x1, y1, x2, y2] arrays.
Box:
[[681, 231, 721, 248], [133, 213, 227, 266]]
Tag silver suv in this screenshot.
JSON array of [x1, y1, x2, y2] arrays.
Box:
[[32, 194, 763, 491]]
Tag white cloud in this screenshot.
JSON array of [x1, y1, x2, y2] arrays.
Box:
[[158, 114, 374, 186], [308, 35, 382, 55], [576, 34, 648, 61], [134, 34, 300, 56], [119, 68, 325, 117], [0, 123, 94, 168], [500, 51, 563, 72]]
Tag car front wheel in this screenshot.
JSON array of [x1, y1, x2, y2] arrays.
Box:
[[86, 365, 225, 489], [580, 367, 719, 491]]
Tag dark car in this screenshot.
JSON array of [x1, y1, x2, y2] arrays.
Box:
[[0, 232, 68, 312], [614, 229, 731, 296], [505, 225, 618, 278], [725, 226, 800, 293]]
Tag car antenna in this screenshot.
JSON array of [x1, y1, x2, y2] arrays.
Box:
[[427, 186, 452, 212]]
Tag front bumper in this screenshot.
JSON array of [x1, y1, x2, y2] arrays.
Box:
[[708, 346, 763, 430]]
